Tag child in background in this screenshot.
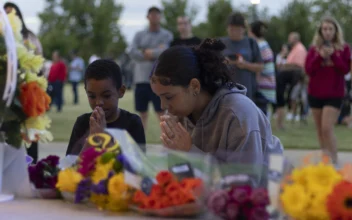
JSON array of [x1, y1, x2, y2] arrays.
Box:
[[66, 59, 146, 155]]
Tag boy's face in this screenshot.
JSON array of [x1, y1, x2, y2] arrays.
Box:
[[85, 78, 125, 120]]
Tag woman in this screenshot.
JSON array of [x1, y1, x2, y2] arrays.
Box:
[[4, 2, 43, 163], [305, 16, 351, 165], [249, 21, 276, 115], [276, 44, 289, 66], [4, 2, 43, 55], [150, 38, 283, 166]]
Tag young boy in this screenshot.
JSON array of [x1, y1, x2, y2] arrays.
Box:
[[66, 59, 146, 155]]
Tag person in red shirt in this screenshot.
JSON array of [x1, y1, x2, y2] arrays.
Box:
[[305, 16, 351, 165], [48, 51, 67, 112]]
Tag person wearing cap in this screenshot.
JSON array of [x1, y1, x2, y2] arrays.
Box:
[[220, 13, 264, 102], [129, 6, 173, 131]]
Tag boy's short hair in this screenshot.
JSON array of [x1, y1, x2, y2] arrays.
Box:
[[147, 6, 161, 15], [84, 59, 122, 89]]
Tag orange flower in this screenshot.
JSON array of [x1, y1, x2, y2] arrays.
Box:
[[156, 170, 174, 186], [160, 195, 172, 208], [150, 184, 164, 197], [169, 191, 186, 206], [327, 180, 352, 219], [20, 82, 51, 117], [133, 190, 147, 204], [143, 197, 162, 209], [181, 178, 204, 196], [165, 181, 182, 194]]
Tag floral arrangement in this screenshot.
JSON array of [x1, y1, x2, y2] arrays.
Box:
[[207, 185, 270, 220], [28, 155, 60, 198], [0, 10, 52, 148], [280, 154, 352, 219], [132, 170, 204, 213], [56, 133, 132, 212]]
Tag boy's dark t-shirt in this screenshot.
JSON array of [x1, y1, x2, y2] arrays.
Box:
[[170, 37, 202, 47], [66, 109, 146, 155]]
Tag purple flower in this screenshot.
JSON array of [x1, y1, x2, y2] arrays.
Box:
[[75, 178, 91, 203], [117, 153, 135, 173], [251, 188, 270, 207], [248, 206, 270, 220], [43, 155, 60, 167], [228, 185, 252, 204], [91, 180, 108, 195], [45, 176, 58, 189], [207, 190, 229, 215], [28, 165, 44, 188]]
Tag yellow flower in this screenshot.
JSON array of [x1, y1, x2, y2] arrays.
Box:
[[56, 168, 83, 193], [90, 193, 108, 210], [17, 43, 44, 73], [291, 165, 313, 187], [106, 197, 129, 212], [306, 192, 330, 220], [7, 10, 22, 41], [281, 183, 309, 219], [108, 173, 130, 200], [24, 72, 48, 90], [23, 115, 51, 130], [91, 159, 114, 184], [306, 163, 342, 194]]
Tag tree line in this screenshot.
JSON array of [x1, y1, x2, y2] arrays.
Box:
[[38, 0, 352, 61]]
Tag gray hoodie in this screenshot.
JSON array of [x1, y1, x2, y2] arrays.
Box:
[[184, 84, 283, 165]]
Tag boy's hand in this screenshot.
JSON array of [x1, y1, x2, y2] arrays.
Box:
[[89, 107, 107, 135]]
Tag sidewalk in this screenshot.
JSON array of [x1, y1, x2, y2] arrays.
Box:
[[39, 142, 352, 167]]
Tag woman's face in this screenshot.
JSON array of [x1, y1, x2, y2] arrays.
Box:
[[151, 79, 197, 117], [321, 21, 336, 42], [5, 6, 13, 14]]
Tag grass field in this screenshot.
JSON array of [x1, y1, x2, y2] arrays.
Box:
[[48, 84, 352, 151]]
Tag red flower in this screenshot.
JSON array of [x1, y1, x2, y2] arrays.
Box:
[[78, 147, 103, 176], [248, 206, 270, 220], [180, 178, 204, 196], [165, 181, 181, 194], [143, 197, 162, 209], [150, 184, 164, 197], [225, 202, 239, 219], [228, 185, 252, 204], [327, 180, 352, 219], [156, 170, 174, 186], [251, 188, 270, 206], [207, 190, 229, 214], [160, 195, 172, 208], [133, 190, 147, 205]]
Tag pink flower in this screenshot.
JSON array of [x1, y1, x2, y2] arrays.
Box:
[[225, 202, 239, 220], [251, 188, 270, 206], [228, 185, 252, 204], [78, 147, 103, 176], [248, 206, 269, 220], [207, 190, 229, 214], [43, 155, 60, 167]]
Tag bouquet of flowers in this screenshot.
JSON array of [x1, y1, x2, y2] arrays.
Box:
[[280, 153, 352, 219], [56, 132, 133, 212], [206, 151, 271, 220], [131, 170, 204, 217], [0, 10, 52, 148], [28, 155, 60, 199]]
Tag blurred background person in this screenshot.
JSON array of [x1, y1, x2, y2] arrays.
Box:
[[249, 21, 276, 115], [276, 44, 289, 67], [129, 6, 173, 130], [221, 13, 264, 102], [275, 32, 307, 129], [170, 16, 201, 47], [48, 51, 67, 113], [68, 50, 85, 105], [305, 16, 351, 165]]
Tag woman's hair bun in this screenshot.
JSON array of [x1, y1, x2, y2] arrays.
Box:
[[198, 38, 226, 52]]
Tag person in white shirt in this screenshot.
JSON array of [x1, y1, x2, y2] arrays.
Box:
[[69, 50, 85, 105], [89, 54, 100, 64]]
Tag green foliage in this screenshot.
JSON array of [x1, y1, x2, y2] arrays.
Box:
[[38, 0, 127, 61], [161, 0, 199, 37]]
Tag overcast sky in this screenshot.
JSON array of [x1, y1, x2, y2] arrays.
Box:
[[6, 0, 292, 44]]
